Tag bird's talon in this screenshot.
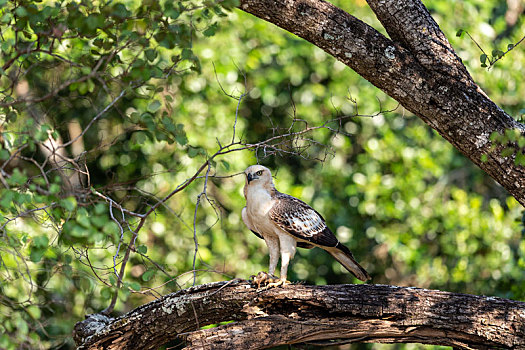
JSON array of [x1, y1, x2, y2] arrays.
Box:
[[261, 278, 290, 290], [251, 271, 273, 289], [251, 271, 289, 290]]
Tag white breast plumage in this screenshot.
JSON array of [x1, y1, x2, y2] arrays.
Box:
[[246, 187, 274, 217]]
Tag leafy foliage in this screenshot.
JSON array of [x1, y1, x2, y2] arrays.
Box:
[[0, 0, 524, 349], [485, 129, 525, 165]]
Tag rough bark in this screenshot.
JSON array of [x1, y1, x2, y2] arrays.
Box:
[[74, 280, 525, 349], [238, 0, 525, 206]]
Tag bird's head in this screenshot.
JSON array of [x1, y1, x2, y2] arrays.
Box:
[[244, 165, 273, 187]]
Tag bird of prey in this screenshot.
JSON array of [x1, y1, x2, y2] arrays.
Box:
[[242, 165, 370, 287]]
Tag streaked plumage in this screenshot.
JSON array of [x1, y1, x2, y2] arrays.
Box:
[[242, 165, 370, 283]]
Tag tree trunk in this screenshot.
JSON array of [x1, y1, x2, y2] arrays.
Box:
[[73, 280, 525, 349], [238, 0, 525, 206]]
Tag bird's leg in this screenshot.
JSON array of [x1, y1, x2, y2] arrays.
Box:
[[251, 236, 280, 289], [265, 235, 296, 288], [265, 253, 293, 288], [266, 236, 280, 278]]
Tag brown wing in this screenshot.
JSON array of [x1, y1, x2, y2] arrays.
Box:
[[270, 192, 370, 281], [269, 192, 338, 247]]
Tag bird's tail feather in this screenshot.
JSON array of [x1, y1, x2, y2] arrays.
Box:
[[327, 244, 371, 282]]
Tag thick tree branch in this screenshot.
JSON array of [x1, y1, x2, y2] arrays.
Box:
[[366, 0, 471, 79], [238, 0, 525, 206], [74, 281, 525, 349]]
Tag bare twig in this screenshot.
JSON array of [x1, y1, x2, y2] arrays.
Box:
[[58, 89, 127, 150], [211, 62, 249, 144], [489, 35, 525, 68], [192, 163, 212, 286], [101, 226, 138, 315], [0, 203, 57, 236], [109, 203, 125, 278], [460, 30, 525, 69], [1, 53, 108, 107]]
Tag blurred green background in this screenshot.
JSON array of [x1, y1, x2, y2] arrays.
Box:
[[0, 0, 524, 348]]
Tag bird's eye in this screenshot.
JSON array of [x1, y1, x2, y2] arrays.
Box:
[[255, 170, 263, 176]]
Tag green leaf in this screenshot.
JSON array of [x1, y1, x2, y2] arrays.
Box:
[[15, 192, 31, 206], [155, 130, 168, 141], [220, 160, 230, 170], [140, 113, 156, 130], [10, 168, 28, 185], [480, 54, 487, 65], [515, 152, 525, 166], [220, 0, 240, 10], [6, 110, 17, 122], [507, 43, 514, 51], [16, 318, 29, 335], [100, 287, 113, 299], [93, 38, 104, 48], [500, 147, 515, 158], [26, 305, 41, 320], [59, 197, 77, 212], [76, 208, 91, 228], [0, 149, 9, 161], [94, 203, 107, 215], [119, 287, 131, 301], [69, 224, 89, 238], [103, 221, 120, 237], [491, 49, 504, 59], [456, 29, 464, 37], [175, 124, 188, 146], [33, 235, 49, 248], [144, 49, 157, 62], [489, 131, 501, 142], [518, 136, 525, 148], [49, 183, 61, 194], [30, 249, 45, 263], [109, 274, 117, 286], [181, 48, 193, 59], [504, 128, 518, 142], [128, 282, 141, 291], [203, 23, 218, 37], [0, 190, 15, 208], [162, 116, 176, 133], [136, 245, 147, 254], [15, 6, 28, 17], [163, 1, 181, 19], [142, 269, 155, 281], [86, 13, 104, 30], [0, 12, 11, 24], [130, 111, 140, 123], [175, 133, 188, 146], [0, 334, 10, 348], [111, 3, 131, 18], [90, 215, 107, 228], [188, 147, 203, 158], [480, 154, 488, 163]]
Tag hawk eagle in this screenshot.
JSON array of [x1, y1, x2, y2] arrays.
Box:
[[242, 165, 370, 285]]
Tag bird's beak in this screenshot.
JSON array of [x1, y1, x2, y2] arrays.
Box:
[[247, 173, 254, 183]]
